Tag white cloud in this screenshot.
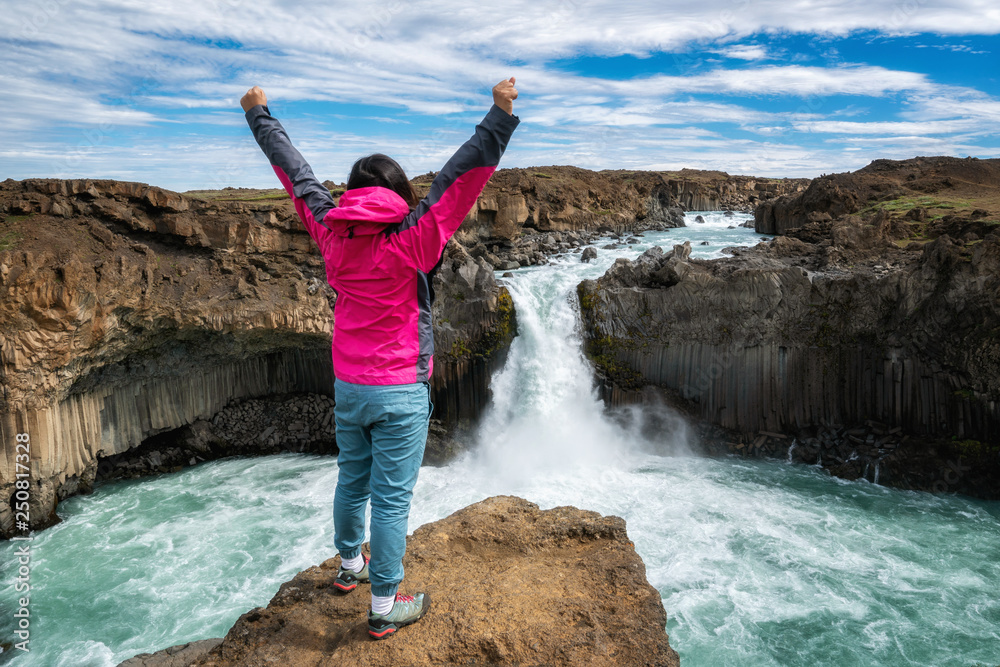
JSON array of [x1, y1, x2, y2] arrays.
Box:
[[794, 119, 981, 135], [0, 73, 160, 130], [915, 42, 990, 54], [1, 0, 999, 186], [5, 114, 998, 192], [716, 45, 771, 60], [608, 65, 933, 98], [821, 133, 1000, 159], [831, 105, 872, 118], [525, 99, 784, 128], [904, 95, 1000, 122]]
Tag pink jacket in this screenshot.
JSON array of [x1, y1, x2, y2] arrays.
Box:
[[246, 104, 520, 384]]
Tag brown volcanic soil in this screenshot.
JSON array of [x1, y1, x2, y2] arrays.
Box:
[[756, 156, 1000, 247], [858, 157, 1000, 242]]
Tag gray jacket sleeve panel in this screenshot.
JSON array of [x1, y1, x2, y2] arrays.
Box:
[[245, 104, 336, 225]]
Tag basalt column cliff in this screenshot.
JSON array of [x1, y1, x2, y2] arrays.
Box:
[[0, 179, 515, 538], [0, 166, 807, 538], [579, 158, 1000, 497]]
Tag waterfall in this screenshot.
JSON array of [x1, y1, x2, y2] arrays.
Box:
[[469, 255, 691, 484]]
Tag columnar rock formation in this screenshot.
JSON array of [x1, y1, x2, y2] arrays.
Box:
[[0, 179, 514, 538], [580, 240, 1000, 434], [579, 157, 1000, 497], [118, 496, 680, 667], [0, 165, 809, 538]]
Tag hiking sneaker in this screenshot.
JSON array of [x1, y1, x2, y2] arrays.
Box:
[[333, 554, 370, 593], [367, 592, 431, 639]]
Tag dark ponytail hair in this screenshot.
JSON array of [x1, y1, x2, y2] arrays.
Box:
[[346, 153, 419, 208]]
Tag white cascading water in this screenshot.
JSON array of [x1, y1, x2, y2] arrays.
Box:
[[471, 255, 690, 482]]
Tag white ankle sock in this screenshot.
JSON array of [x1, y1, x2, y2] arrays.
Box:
[[371, 593, 395, 616], [340, 554, 365, 573]]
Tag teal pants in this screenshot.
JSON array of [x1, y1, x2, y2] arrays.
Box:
[[332, 377, 432, 597]]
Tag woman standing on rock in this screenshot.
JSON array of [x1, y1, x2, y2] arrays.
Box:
[[241, 78, 520, 638]]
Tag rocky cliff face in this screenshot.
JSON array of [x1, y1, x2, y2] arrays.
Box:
[[118, 496, 680, 667], [0, 178, 514, 538], [578, 158, 1000, 497], [419, 166, 806, 244], [755, 155, 1000, 238], [0, 165, 819, 538]]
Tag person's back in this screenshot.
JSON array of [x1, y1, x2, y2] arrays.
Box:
[[308, 184, 428, 385], [241, 77, 520, 638]]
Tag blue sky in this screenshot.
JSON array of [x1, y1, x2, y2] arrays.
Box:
[[1, 0, 998, 190]]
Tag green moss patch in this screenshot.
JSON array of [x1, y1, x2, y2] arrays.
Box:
[[0, 229, 23, 251], [865, 195, 973, 214], [448, 288, 517, 361], [584, 334, 645, 390], [183, 188, 289, 202], [577, 283, 599, 314], [950, 438, 1000, 459]]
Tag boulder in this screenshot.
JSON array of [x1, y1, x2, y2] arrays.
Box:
[[118, 639, 224, 667]]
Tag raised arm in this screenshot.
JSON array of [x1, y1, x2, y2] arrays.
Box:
[[241, 86, 336, 234], [388, 78, 520, 272]]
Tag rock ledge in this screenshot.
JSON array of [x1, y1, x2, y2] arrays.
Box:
[[119, 496, 679, 667]]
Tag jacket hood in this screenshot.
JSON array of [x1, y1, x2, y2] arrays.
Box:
[[325, 186, 412, 236]]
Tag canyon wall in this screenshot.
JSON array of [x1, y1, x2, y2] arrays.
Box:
[[755, 155, 1000, 237], [579, 241, 999, 438], [0, 178, 513, 537], [578, 158, 1000, 496], [578, 240, 1000, 496], [0, 165, 807, 537], [424, 166, 807, 244]]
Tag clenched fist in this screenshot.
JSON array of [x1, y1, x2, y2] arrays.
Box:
[[492, 77, 518, 115], [240, 86, 268, 112]]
